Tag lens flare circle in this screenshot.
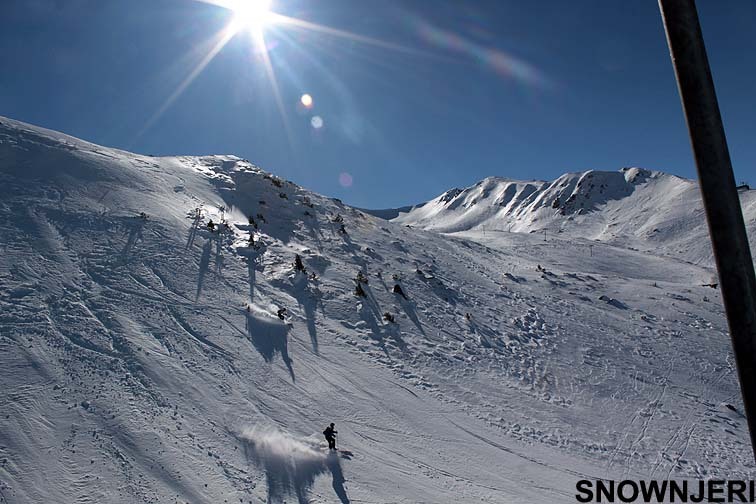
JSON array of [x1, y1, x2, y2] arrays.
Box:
[[311, 115, 324, 129], [338, 172, 353, 188], [300, 93, 313, 108]]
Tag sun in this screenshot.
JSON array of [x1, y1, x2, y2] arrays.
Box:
[[227, 0, 273, 35]]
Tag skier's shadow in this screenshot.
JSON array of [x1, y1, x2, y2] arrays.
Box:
[[242, 436, 350, 504], [327, 452, 351, 504], [337, 449, 354, 460]]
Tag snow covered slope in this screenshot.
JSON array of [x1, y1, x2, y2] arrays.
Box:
[[0, 116, 753, 504], [392, 169, 756, 265]]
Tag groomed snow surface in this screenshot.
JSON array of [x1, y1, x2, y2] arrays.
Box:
[[0, 116, 754, 503]]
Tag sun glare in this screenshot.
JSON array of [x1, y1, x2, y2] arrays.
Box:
[[145, 0, 427, 149], [228, 0, 273, 34]]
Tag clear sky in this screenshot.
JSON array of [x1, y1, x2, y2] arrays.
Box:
[[1, 0, 754, 208]]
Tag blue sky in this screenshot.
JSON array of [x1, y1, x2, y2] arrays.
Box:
[[1, 0, 754, 208]]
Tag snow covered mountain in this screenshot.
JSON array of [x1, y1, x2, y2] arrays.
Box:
[[391, 169, 756, 265], [1, 116, 753, 504]]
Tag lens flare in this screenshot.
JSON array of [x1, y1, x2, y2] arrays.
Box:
[[143, 1, 431, 151], [338, 172, 353, 188], [415, 20, 549, 88]]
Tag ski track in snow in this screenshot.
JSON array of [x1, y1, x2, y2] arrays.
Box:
[[0, 116, 754, 503]]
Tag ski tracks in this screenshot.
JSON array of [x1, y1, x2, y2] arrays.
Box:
[[655, 364, 733, 479], [606, 362, 673, 478]]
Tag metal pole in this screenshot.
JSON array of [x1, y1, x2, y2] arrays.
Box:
[[659, 0, 756, 462]]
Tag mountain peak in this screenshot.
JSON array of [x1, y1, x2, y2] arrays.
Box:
[[392, 166, 755, 264]]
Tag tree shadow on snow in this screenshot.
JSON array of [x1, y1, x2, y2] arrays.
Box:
[[214, 232, 224, 275], [247, 256, 257, 302], [303, 217, 324, 253], [195, 239, 212, 301], [241, 240, 266, 303], [120, 218, 145, 264], [241, 427, 350, 504], [422, 275, 460, 306], [331, 223, 368, 271], [373, 275, 422, 338], [289, 255, 331, 356], [467, 318, 497, 349], [607, 298, 628, 310], [357, 284, 398, 358], [387, 322, 409, 353], [245, 309, 295, 381], [397, 296, 425, 336], [599, 295, 629, 310], [293, 282, 321, 355], [185, 210, 202, 249]]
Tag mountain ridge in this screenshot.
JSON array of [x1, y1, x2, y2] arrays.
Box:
[[384, 166, 756, 265]]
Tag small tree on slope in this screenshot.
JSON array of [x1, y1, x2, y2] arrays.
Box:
[[294, 254, 306, 273]]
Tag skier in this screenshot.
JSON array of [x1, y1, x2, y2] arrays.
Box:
[[207, 220, 215, 232], [323, 423, 338, 450]]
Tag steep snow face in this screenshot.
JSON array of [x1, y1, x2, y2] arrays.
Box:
[[1, 116, 753, 504], [393, 168, 756, 264]]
